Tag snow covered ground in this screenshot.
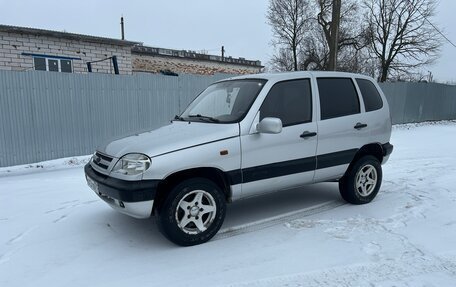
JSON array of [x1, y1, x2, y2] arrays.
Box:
[[1, 121, 456, 286]]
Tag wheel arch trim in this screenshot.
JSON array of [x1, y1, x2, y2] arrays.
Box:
[[153, 167, 232, 214]]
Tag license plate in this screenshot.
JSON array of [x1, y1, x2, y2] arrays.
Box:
[[86, 175, 99, 193]]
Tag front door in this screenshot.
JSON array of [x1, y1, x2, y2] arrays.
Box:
[[239, 78, 318, 199]]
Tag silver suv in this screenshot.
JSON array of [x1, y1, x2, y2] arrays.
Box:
[[85, 71, 393, 246]]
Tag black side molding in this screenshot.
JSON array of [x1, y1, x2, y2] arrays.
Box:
[[226, 148, 359, 185]]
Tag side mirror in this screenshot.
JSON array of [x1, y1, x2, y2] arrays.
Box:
[[256, 117, 282, 134]]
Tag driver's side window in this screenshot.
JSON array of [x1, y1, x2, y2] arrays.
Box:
[[260, 79, 312, 127]]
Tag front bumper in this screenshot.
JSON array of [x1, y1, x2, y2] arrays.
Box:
[[84, 164, 160, 218]]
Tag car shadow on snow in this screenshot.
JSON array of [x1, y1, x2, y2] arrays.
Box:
[[223, 182, 342, 229], [81, 182, 342, 248]]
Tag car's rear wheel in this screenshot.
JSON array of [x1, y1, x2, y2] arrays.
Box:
[[157, 178, 226, 246], [339, 155, 382, 204]]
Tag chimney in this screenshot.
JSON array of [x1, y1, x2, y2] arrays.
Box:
[[120, 16, 125, 40]]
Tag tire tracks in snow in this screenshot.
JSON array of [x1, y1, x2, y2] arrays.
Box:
[[45, 199, 98, 214], [46, 199, 98, 224], [251, 160, 456, 287], [1, 227, 38, 265], [1, 200, 98, 265], [222, 256, 456, 287], [214, 200, 346, 240], [227, 207, 456, 286], [6, 227, 37, 245]]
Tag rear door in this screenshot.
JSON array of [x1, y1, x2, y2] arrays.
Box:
[[314, 77, 368, 181], [240, 78, 318, 198], [354, 78, 389, 144]]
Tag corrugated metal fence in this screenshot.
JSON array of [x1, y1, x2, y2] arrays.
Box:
[[380, 82, 456, 124], [0, 70, 455, 167], [0, 71, 232, 167]]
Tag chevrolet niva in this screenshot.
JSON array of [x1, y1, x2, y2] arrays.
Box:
[[85, 71, 393, 246]]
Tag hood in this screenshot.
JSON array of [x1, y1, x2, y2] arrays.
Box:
[[99, 121, 240, 158]]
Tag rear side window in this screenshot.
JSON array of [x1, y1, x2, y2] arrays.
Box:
[[356, 79, 383, 112], [260, 79, 312, 127], [317, 78, 360, 120]]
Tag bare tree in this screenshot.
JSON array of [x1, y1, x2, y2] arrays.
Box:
[[301, 0, 370, 72], [328, 0, 341, 70], [300, 28, 328, 70], [365, 0, 442, 82], [267, 0, 312, 71], [270, 48, 296, 71], [267, 0, 375, 74]]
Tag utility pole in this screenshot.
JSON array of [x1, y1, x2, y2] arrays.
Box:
[[328, 0, 341, 71], [120, 16, 125, 40], [221, 46, 225, 61]]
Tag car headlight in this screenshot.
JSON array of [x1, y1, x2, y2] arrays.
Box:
[[112, 153, 151, 175]]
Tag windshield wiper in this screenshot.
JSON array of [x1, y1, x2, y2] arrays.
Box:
[[188, 114, 220, 123], [173, 115, 186, 121]]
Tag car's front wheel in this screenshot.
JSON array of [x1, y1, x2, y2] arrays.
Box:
[[157, 178, 226, 246], [339, 155, 382, 204]]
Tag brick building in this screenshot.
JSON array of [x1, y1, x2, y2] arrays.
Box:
[[0, 25, 136, 74], [132, 46, 262, 75], [0, 24, 262, 75]]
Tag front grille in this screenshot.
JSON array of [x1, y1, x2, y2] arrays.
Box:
[[92, 152, 114, 170]]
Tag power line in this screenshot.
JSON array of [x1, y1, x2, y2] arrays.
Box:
[[424, 18, 456, 48], [405, 0, 456, 49]]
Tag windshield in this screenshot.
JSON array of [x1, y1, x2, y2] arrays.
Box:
[[180, 79, 267, 123]]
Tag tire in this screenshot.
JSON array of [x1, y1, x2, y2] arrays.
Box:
[[339, 155, 382, 204], [157, 178, 226, 246]]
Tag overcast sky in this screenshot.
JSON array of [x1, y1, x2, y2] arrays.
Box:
[[0, 0, 455, 82]]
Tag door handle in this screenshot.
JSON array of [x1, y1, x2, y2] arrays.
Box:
[[300, 131, 317, 138], [354, 122, 368, 130]]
